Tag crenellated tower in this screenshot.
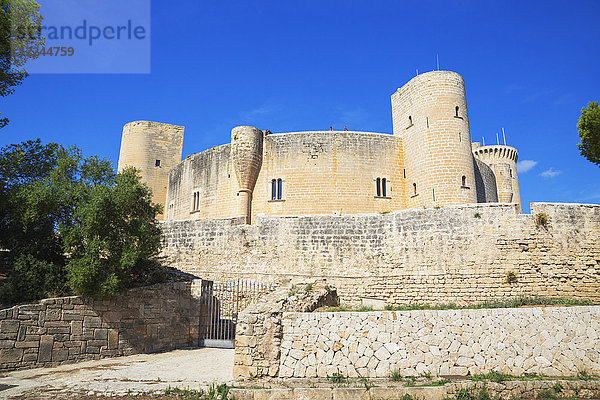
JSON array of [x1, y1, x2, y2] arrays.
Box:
[[230, 126, 264, 224], [117, 121, 184, 220], [391, 71, 477, 208], [472, 144, 521, 212]]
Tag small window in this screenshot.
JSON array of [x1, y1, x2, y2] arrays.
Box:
[[459, 132, 462, 142], [432, 188, 436, 202], [403, 169, 406, 179], [191, 190, 200, 212], [461, 176, 469, 189], [413, 183, 417, 196], [408, 116, 413, 127], [455, 106, 463, 119], [155, 159, 161, 167], [168, 203, 174, 220], [375, 178, 389, 198], [271, 179, 283, 200]]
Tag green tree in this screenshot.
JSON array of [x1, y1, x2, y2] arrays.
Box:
[[0, 0, 44, 128], [0, 140, 165, 304], [577, 101, 600, 166]]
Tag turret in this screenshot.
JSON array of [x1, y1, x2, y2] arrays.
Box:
[[472, 145, 521, 212], [392, 71, 477, 208], [117, 121, 184, 220], [231, 126, 263, 224]]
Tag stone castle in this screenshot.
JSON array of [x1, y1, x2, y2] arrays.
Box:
[[117, 70, 521, 222], [117, 70, 600, 308]]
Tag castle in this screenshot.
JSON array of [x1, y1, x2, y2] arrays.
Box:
[[117, 71, 522, 222]]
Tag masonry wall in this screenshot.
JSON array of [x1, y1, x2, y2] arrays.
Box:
[[0, 282, 201, 371], [160, 202, 600, 306], [279, 307, 600, 378], [165, 131, 406, 221]]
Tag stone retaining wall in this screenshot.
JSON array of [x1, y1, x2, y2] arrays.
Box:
[[278, 306, 600, 379], [0, 282, 202, 371], [161, 202, 600, 306]]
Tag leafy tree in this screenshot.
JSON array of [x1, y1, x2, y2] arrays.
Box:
[[0, 140, 165, 304], [577, 101, 600, 166], [0, 0, 44, 128]]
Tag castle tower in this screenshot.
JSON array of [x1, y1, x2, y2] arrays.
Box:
[[472, 145, 521, 212], [391, 71, 477, 208], [231, 126, 263, 224], [117, 121, 184, 220]]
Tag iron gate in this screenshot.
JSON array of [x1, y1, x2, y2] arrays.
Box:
[[199, 280, 275, 348]]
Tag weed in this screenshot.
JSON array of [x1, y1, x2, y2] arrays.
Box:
[[327, 372, 347, 384], [469, 370, 514, 383], [390, 368, 403, 381], [552, 383, 564, 393], [357, 306, 374, 312], [360, 376, 375, 390], [404, 376, 417, 387], [537, 388, 557, 400], [505, 270, 518, 284], [420, 372, 432, 379], [288, 285, 299, 298], [305, 282, 314, 293], [427, 378, 451, 386], [474, 212, 482, 218], [535, 212, 550, 229]]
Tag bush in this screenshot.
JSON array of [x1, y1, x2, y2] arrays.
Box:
[[535, 212, 550, 228]]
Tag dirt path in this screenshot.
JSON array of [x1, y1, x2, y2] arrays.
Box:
[[0, 348, 234, 399]]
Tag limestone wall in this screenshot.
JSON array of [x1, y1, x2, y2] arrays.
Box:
[[0, 282, 201, 371], [165, 131, 406, 221], [279, 307, 600, 378], [160, 202, 600, 306]]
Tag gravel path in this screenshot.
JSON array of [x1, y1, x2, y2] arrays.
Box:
[[0, 348, 234, 399]]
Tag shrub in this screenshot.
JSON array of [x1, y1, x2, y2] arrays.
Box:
[[505, 270, 518, 284], [535, 212, 550, 228]]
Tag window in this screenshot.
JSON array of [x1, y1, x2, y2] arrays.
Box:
[[413, 183, 417, 196], [459, 132, 462, 142], [375, 178, 388, 197], [408, 116, 413, 127], [455, 106, 460, 117], [461, 176, 469, 189], [191, 190, 200, 212], [168, 203, 174, 220], [155, 159, 161, 167], [271, 179, 283, 200]]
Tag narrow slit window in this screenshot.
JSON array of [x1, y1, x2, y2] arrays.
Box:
[[433, 188, 436, 202], [155, 159, 161, 167], [413, 183, 417, 196], [376, 178, 381, 197], [459, 132, 462, 142], [408, 116, 413, 126], [271, 179, 277, 200], [382, 178, 387, 197], [455, 106, 460, 117], [461, 176, 467, 187], [192, 190, 201, 212]]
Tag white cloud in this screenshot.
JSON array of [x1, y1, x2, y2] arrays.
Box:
[[540, 168, 562, 178], [516, 160, 538, 173]]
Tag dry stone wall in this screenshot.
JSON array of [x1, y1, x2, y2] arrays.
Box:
[[160, 202, 600, 306], [279, 306, 600, 379], [0, 282, 201, 371]]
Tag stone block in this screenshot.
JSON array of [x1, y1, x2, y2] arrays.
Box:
[[38, 335, 53, 363], [108, 330, 119, 350], [253, 389, 293, 400], [227, 388, 255, 400], [52, 349, 69, 362], [332, 388, 369, 400], [94, 329, 108, 340], [0, 348, 24, 363], [83, 316, 102, 328], [0, 320, 19, 333], [294, 388, 333, 400]]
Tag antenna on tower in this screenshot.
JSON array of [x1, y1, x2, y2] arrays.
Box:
[[502, 127, 506, 145], [436, 53, 439, 71], [416, 68, 419, 76], [482, 136, 485, 146], [496, 132, 499, 145]]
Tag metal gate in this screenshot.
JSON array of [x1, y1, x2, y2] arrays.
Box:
[[199, 280, 275, 348]]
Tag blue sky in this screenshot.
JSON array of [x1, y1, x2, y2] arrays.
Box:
[[2, 0, 599, 212]]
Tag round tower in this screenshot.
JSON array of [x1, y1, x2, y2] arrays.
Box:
[[472, 145, 521, 212], [117, 121, 184, 220], [231, 126, 263, 224], [391, 71, 477, 208]]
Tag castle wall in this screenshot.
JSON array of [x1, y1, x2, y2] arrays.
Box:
[[473, 158, 499, 203], [160, 202, 600, 305], [165, 131, 406, 221], [165, 144, 240, 221], [117, 121, 184, 220], [392, 71, 477, 208]]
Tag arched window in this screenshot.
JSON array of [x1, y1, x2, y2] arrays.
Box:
[[271, 179, 277, 200], [192, 190, 200, 212], [461, 175, 467, 187], [413, 183, 417, 196], [382, 178, 387, 197], [455, 106, 460, 117], [408, 116, 413, 126], [277, 179, 283, 200], [376, 178, 381, 197]]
